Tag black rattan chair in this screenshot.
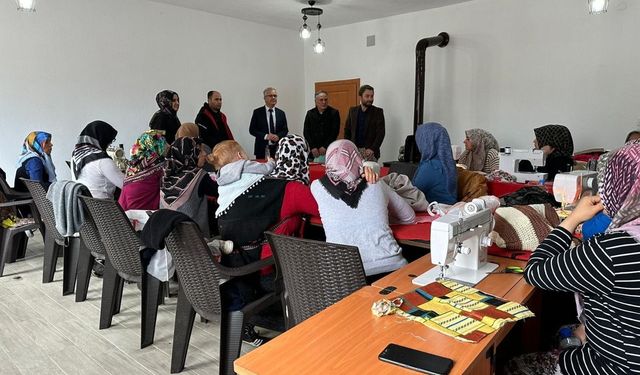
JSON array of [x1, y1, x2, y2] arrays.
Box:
[[164, 221, 279, 375], [74, 204, 107, 303], [78, 195, 161, 349], [21, 178, 77, 292], [265, 232, 367, 329], [0, 199, 40, 276]]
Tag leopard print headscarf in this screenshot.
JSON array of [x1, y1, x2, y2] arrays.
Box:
[[270, 134, 310, 185]]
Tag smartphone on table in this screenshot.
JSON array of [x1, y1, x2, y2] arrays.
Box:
[[378, 343, 454, 374]]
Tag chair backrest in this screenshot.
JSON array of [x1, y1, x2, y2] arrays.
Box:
[[79, 209, 106, 257], [265, 232, 367, 327], [164, 221, 223, 318], [78, 195, 143, 281], [21, 178, 65, 245], [388, 162, 419, 180]]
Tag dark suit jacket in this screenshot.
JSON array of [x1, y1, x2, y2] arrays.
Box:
[[303, 106, 340, 150], [343, 105, 385, 158], [249, 106, 288, 158]]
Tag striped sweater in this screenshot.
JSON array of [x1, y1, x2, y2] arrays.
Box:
[[525, 227, 640, 374]]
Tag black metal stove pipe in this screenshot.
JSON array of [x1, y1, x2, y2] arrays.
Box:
[[413, 32, 449, 134]]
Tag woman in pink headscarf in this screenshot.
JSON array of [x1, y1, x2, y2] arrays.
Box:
[[520, 142, 640, 374], [311, 140, 415, 282]]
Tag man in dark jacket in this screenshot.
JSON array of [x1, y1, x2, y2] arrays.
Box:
[[249, 87, 288, 159], [303, 91, 340, 160], [343, 84, 385, 161], [195, 91, 234, 150]]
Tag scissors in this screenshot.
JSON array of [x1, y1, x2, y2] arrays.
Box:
[[487, 266, 524, 274]]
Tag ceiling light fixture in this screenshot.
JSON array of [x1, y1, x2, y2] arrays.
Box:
[[300, 0, 326, 53], [588, 0, 608, 14], [16, 0, 35, 12]]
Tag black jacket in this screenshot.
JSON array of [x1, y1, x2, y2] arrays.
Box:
[[303, 106, 340, 150], [249, 106, 288, 158], [343, 105, 385, 158]]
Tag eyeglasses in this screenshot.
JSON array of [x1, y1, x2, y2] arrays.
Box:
[[265, 94, 278, 98]]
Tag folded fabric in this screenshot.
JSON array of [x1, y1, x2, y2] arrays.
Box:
[[46, 180, 89, 237], [491, 204, 560, 251], [382, 172, 428, 211], [456, 167, 488, 202], [381, 279, 534, 343]]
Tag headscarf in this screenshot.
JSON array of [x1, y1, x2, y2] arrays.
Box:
[[415, 122, 457, 199], [601, 141, 640, 240], [534, 124, 574, 158], [71, 121, 118, 177], [161, 137, 203, 205], [269, 134, 310, 185], [320, 140, 367, 208], [124, 130, 168, 185], [176, 122, 199, 139], [463, 128, 499, 172], [16, 131, 57, 183], [156, 90, 178, 115]]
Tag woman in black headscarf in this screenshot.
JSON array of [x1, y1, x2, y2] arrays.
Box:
[[149, 90, 181, 145], [533, 124, 574, 181], [71, 121, 123, 199]]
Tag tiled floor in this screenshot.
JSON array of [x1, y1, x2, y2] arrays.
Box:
[[0, 232, 255, 374]]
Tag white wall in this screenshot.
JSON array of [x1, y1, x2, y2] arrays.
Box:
[[0, 0, 304, 182], [304, 0, 640, 162]]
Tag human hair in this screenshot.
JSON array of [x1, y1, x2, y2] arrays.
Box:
[[207, 91, 214, 100], [625, 130, 640, 143], [208, 140, 246, 170], [314, 90, 328, 98], [263, 87, 277, 97], [358, 84, 374, 97]]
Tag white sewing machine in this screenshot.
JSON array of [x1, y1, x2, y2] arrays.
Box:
[[413, 207, 498, 286], [552, 171, 598, 208], [499, 148, 548, 183], [107, 144, 128, 172]]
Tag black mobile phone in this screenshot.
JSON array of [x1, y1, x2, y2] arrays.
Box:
[[379, 285, 397, 295], [378, 343, 454, 375]]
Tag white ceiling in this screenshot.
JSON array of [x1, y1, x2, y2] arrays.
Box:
[[146, 0, 475, 30]]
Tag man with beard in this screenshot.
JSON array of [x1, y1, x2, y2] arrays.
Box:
[[344, 85, 385, 161], [195, 90, 234, 150], [303, 91, 340, 161]]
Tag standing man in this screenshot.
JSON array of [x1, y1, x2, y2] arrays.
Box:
[[249, 87, 288, 159], [195, 90, 234, 150], [303, 91, 340, 161], [344, 84, 385, 161]]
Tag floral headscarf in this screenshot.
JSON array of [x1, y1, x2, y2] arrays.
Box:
[[462, 128, 499, 172], [124, 130, 168, 185], [17, 131, 57, 183], [601, 141, 640, 240], [161, 137, 203, 205], [320, 140, 367, 208], [269, 134, 310, 185]]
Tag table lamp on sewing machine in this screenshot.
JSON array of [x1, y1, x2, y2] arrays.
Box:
[[498, 148, 548, 183], [552, 171, 598, 211], [413, 201, 498, 286]]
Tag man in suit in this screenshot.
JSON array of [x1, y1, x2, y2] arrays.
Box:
[[195, 90, 234, 150], [344, 84, 385, 161], [303, 91, 340, 161], [249, 87, 288, 159]]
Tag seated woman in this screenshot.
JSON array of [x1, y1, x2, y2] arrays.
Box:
[[311, 140, 415, 282], [14, 131, 57, 192], [71, 121, 123, 199], [533, 124, 574, 181], [160, 137, 217, 238], [118, 130, 168, 211], [149, 90, 181, 145], [175, 122, 199, 140], [412, 122, 457, 204], [522, 142, 640, 374], [457, 128, 500, 173], [626, 130, 640, 143]]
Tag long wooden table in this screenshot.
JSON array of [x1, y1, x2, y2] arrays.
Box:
[[235, 257, 537, 375]]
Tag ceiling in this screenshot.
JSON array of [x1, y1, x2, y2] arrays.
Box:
[[146, 0, 475, 30]]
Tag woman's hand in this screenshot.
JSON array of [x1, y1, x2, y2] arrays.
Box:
[[560, 195, 604, 233], [362, 166, 379, 184]]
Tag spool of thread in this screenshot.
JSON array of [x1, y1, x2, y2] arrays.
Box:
[[463, 195, 501, 215]]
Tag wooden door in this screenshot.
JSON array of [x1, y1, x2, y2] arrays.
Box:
[[314, 78, 359, 139]]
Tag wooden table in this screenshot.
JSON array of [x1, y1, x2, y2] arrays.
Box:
[[235, 262, 537, 375]]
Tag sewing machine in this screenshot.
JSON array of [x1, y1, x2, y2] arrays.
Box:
[[106, 144, 128, 172], [413, 207, 498, 286], [498, 148, 548, 183], [552, 171, 598, 208]]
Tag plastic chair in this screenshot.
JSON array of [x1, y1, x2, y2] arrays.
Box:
[[164, 220, 279, 374], [0, 199, 40, 276], [265, 232, 367, 328], [78, 195, 161, 349], [74, 203, 107, 303]]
